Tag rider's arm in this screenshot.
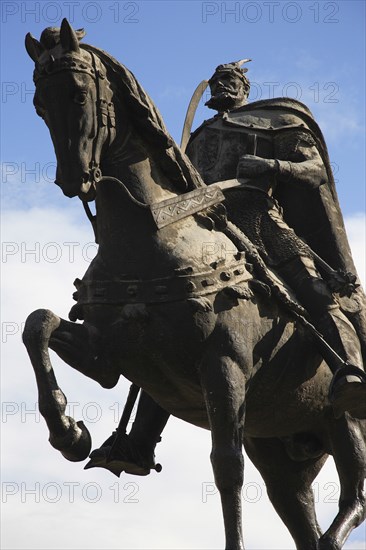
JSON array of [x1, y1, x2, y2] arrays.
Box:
[[274, 131, 328, 189], [236, 132, 328, 189]]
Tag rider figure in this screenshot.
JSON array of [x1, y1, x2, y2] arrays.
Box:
[[86, 60, 366, 476], [186, 60, 366, 419]]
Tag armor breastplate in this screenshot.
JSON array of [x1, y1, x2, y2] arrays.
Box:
[[186, 106, 309, 185], [187, 120, 273, 185]]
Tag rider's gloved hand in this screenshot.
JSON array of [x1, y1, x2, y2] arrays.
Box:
[[236, 154, 277, 179]]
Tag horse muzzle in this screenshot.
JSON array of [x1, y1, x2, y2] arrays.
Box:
[[55, 170, 98, 201], [78, 180, 97, 202], [78, 167, 101, 201]]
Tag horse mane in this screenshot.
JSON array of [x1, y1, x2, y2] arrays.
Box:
[[82, 44, 205, 193]]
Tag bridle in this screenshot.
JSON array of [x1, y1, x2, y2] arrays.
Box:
[[79, 51, 116, 238], [35, 48, 228, 241], [86, 51, 116, 187], [34, 47, 116, 202]]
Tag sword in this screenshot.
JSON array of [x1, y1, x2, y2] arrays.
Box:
[[180, 79, 209, 152], [150, 178, 251, 229], [308, 249, 359, 297]]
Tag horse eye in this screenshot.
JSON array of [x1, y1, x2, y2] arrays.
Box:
[[74, 90, 88, 105]]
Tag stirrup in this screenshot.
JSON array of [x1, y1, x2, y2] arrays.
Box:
[[329, 364, 366, 420]]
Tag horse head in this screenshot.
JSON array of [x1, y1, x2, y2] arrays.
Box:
[[25, 19, 115, 200]]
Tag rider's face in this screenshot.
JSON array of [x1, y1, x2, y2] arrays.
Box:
[[207, 73, 247, 112], [210, 74, 241, 95]]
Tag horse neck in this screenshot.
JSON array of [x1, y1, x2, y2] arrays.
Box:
[[93, 99, 181, 275], [87, 96, 242, 283], [102, 116, 178, 205]]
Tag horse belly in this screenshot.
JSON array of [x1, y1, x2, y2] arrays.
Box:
[[104, 300, 213, 428], [245, 359, 332, 438]]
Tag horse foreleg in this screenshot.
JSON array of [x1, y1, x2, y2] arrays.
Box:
[[319, 416, 366, 550], [200, 353, 246, 550], [23, 308, 106, 462], [244, 436, 326, 550]]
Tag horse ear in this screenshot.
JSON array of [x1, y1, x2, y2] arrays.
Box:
[[60, 18, 80, 52], [25, 32, 44, 62]]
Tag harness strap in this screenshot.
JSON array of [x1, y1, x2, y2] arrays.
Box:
[[82, 202, 98, 243], [74, 256, 250, 306], [82, 175, 244, 238]]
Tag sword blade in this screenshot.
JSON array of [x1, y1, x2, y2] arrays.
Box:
[[180, 80, 209, 152]]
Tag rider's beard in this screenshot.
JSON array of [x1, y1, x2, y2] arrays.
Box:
[[205, 91, 239, 112]]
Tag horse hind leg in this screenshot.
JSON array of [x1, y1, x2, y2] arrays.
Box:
[[23, 309, 92, 462], [319, 416, 366, 550], [200, 352, 246, 550], [244, 436, 327, 550]]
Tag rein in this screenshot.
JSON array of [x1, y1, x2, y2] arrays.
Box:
[[82, 175, 149, 243], [80, 52, 238, 239], [82, 174, 227, 243]]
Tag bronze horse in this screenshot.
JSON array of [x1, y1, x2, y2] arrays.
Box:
[[23, 20, 365, 550]]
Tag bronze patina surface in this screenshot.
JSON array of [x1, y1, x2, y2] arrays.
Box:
[[23, 21, 366, 550]]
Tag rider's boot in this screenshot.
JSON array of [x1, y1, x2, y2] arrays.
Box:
[[276, 257, 366, 419], [314, 307, 366, 419], [85, 392, 169, 476], [85, 431, 158, 476]]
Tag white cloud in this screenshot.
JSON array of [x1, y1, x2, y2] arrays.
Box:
[[1, 207, 365, 549], [316, 110, 365, 143]]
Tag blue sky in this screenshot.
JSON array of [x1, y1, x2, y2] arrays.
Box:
[[1, 2, 365, 549], [1, 0, 365, 213]]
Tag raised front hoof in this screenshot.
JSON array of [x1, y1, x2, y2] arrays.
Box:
[[49, 418, 92, 462]]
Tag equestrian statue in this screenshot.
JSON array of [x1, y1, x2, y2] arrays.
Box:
[[23, 19, 366, 550]]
